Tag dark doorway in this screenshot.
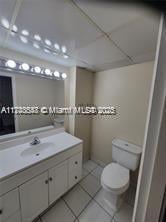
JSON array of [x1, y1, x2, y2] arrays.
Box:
[[0, 76, 15, 135], [159, 186, 166, 222]]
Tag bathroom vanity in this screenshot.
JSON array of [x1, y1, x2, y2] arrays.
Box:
[[0, 131, 83, 222]]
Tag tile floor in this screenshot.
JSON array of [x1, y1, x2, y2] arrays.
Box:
[[35, 160, 135, 222]]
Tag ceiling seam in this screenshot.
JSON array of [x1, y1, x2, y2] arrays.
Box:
[[69, 0, 135, 63], [4, 0, 23, 46]]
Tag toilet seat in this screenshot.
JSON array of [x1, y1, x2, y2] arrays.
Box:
[[101, 163, 129, 195]]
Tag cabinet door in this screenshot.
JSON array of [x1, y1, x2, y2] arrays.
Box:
[[20, 172, 48, 222], [0, 188, 20, 222], [49, 161, 68, 205]]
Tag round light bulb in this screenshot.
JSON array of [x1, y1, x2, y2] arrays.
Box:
[[1, 18, 9, 29], [45, 39, 51, 46], [34, 66, 41, 73], [61, 46, 67, 53], [45, 68, 52, 75], [12, 25, 18, 33], [20, 36, 28, 44], [21, 30, 29, 36], [54, 43, 60, 51], [61, 73, 67, 79], [34, 34, 41, 41], [63, 54, 69, 59], [54, 71, 60, 78], [6, 60, 16, 68], [33, 42, 40, 49], [21, 63, 30, 71], [44, 48, 50, 53]]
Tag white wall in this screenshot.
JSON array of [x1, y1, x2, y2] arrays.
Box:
[[65, 67, 94, 161], [91, 62, 154, 165], [75, 68, 94, 161]]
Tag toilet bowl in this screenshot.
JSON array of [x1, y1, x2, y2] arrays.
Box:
[[101, 162, 129, 211], [101, 139, 142, 211]]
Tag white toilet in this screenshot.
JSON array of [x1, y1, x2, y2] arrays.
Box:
[[101, 138, 142, 211]]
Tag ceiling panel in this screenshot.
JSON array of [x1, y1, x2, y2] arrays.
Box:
[[73, 1, 145, 33], [110, 17, 159, 58], [13, 0, 102, 55], [77, 36, 128, 66]]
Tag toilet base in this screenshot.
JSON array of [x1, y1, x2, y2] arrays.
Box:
[[102, 188, 125, 212]]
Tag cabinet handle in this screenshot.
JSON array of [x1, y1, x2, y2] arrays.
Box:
[[0, 209, 3, 214], [75, 161, 78, 165], [75, 176, 78, 180], [49, 177, 53, 182], [45, 180, 48, 184]]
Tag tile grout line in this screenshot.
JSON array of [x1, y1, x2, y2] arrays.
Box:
[[62, 197, 78, 220], [63, 183, 93, 220], [78, 182, 114, 220], [92, 188, 116, 219]]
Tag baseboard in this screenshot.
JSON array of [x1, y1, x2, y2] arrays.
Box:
[[90, 156, 107, 168]]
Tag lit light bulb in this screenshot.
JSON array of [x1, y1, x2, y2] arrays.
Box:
[[54, 43, 60, 51], [63, 54, 69, 59], [12, 25, 18, 32], [21, 30, 29, 36], [54, 71, 60, 78], [61, 73, 67, 79], [33, 42, 40, 49], [21, 63, 30, 71], [6, 60, 16, 68], [34, 66, 41, 73], [34, 34, 41, 41], [20, 36, 28, 44], [1, 18, 9, 29], [44, 68, 52, 76], [45, 39, 51, 46], [44, 48, 50, 53], [61, 46, 67, 53]]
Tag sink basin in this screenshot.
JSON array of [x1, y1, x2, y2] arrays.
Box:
[[21, 142, 54, 157]]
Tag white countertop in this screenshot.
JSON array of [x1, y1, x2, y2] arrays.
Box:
[[0, 132, 82, 181]]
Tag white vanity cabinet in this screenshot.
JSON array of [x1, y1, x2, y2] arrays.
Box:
[[0, 188, 21, 222], [19, 149, 82, 222]]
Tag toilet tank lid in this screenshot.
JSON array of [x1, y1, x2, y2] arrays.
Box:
[[112, 138, 142, 154]]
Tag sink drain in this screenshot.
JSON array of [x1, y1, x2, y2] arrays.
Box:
[[36, 153, 40, 156]]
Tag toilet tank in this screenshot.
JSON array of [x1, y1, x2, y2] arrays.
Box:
[[112, 139, 142, 171]]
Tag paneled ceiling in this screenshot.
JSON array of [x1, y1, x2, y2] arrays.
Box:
[[0, 0, 160, 71]]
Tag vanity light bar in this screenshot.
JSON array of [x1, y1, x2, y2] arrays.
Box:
[[0, 57, 67, 80]]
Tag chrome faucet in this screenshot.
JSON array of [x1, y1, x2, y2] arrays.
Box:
[[30, 136, 40, 146]]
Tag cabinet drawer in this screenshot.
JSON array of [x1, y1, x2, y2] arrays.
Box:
[[0, 188, 20, 222], [69, 152, 82, 173], [69, 167, 82, 189]]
